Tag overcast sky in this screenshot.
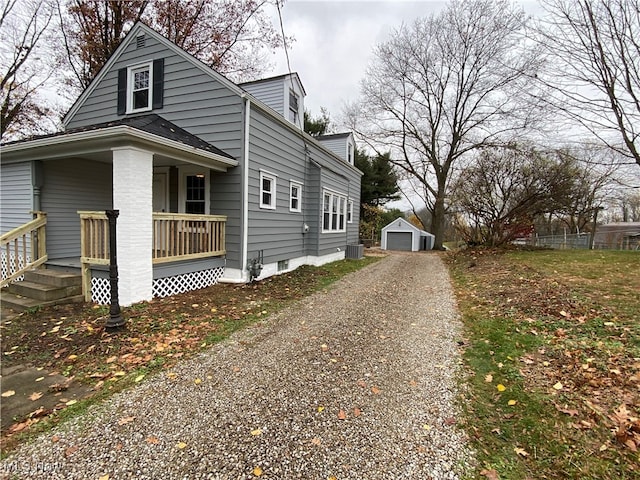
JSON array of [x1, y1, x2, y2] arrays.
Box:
[[269, 0, 540, 129]]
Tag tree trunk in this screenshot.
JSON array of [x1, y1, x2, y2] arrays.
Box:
[[430, 190, 447, 250]]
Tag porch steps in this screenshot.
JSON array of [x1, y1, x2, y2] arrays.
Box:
[[1, 269, 84, 313]]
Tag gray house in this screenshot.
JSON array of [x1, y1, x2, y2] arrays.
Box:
[[381, 218, 434, 251], [0, 22, 361, 307]]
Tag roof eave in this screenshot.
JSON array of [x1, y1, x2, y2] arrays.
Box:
[[1, 126, 238, 171]]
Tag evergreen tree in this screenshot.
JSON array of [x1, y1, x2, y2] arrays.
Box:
[[303, 107, 331, 136], [355, 149, 400, 208]]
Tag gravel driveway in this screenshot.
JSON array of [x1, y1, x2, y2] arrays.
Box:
[[1, 252, 474, 479]]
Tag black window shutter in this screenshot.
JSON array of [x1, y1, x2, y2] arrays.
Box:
[[117, 68, 127, 115], [152, 58, 164, 109]]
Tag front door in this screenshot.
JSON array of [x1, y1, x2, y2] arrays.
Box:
[[153, 171, 168, 213]]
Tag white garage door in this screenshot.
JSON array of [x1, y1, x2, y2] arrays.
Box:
[[386, 232, 413, 251]]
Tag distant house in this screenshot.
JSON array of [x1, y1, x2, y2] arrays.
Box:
[[381, 218, 434, 251], [593, 222, 640, 250], [0, 22, 362, 307]]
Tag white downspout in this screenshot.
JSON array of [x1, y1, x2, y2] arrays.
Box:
[[242, 95, 251, 282]]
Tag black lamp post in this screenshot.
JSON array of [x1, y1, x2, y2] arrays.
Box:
[[105, 209, 125, 330]]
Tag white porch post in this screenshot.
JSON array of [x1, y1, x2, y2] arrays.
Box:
[[112, 146, 154, 306]]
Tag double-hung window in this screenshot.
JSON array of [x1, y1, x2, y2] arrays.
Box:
[[260, 171, 277, 209], [289, 181, 302, 212], [128, 62, 153, 113], [322, 190, 347, 233]]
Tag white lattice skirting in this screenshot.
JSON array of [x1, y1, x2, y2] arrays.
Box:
[[91, 267, 225, 304], [1, 252, 28, 284]]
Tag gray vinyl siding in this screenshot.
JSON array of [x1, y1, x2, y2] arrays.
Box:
[[41, 159, 112, 259], [317, 137, 347, 161], [65, 30, 245, 268], [241, 80, 285, 118], [0, 162, 33, 235], [246, 107, 361, 264], [246, 108, 306, 265], [65, 30, 244, 159]]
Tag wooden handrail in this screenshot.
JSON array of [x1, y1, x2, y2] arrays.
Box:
[[77, 211, 227, 301], [0, 212, 48, 288]]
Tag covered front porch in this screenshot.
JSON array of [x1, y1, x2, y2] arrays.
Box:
[[78, 211, 227, 303], [1, 115, 238, 306]]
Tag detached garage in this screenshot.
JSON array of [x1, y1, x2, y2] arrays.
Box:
[[381, 217, 435, 251]]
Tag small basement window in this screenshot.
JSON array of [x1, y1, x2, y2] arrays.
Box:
[[278, 259, 289, 272]]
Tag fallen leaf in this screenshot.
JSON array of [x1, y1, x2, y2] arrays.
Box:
[[65, 399, 77, 406], [251, 429, 262, 436], [253, 466, 263, 477], [65, 445, 79, 457], [311, 437, 321, 446], [52, 435, 60, 443], [496, 384, 506, 392], [356, 380, 367, 388], [194, 378, 202, 385], [338, 409, 347, 420], [371, 386, 381, 395], [321, 344, 329, 352], [514, 446, 529, 457], [29, 392, 43, 401], [353, 407, 362, 417], [68, 354, 78, 361], [480, 469, 499, 480], [176, 441, 187, 449], [146, 436, 159, 445], [134, 374, 145, 383], [1, 390, 16, 397], [508, 399, 517, 406], [553, 382, 563, 390], [328, 476, 337, 480], [113, 371, 126, 377], [317, 406, 325, 413], [99, 475, 109, 480], [118, 416, 135, 426], [35, 376, 45, 382], [409, 379, 418, 387], [485, 374, 493, 383]]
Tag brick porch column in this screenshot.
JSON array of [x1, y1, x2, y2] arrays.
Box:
[[112, 146, 153, 306]]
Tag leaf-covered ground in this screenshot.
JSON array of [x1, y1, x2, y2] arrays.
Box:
[[0, 257, 379, 454], [447, 248, 640, 479]]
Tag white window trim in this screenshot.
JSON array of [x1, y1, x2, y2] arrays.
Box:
[[178, 166, 210, 214], [289, 181, 302, 213], [127, 61, 153, 114], [322, 189, 347, 233], [347, 199, 354, 223], [260, 171, 277, 210]]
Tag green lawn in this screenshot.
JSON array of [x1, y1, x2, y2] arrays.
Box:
[[447, 249, 640, 479]]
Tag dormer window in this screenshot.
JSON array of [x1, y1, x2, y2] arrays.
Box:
[[289, 90, 299, 124], [128, 62, 152, 113]]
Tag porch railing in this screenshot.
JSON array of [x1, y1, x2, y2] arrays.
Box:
[[0, 212, 48, 288], [152, 213, 226, 263], [78, 211, 226, 300]]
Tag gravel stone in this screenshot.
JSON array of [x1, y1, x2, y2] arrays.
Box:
[[1, 252, 475, 479]]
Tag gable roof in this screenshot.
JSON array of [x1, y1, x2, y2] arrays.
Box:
[[60, 21, 362, 175], [316, 132, 353, 141], [239, 72, 307, 96], [63, 22, 243, 127], [382, 217, 433, 236]]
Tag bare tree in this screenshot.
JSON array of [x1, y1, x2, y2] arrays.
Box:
[[346, 0, 542, 249], [1, 0, 57, 139], [537, 0, 640, 168], [451, 146, 580, 246]]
